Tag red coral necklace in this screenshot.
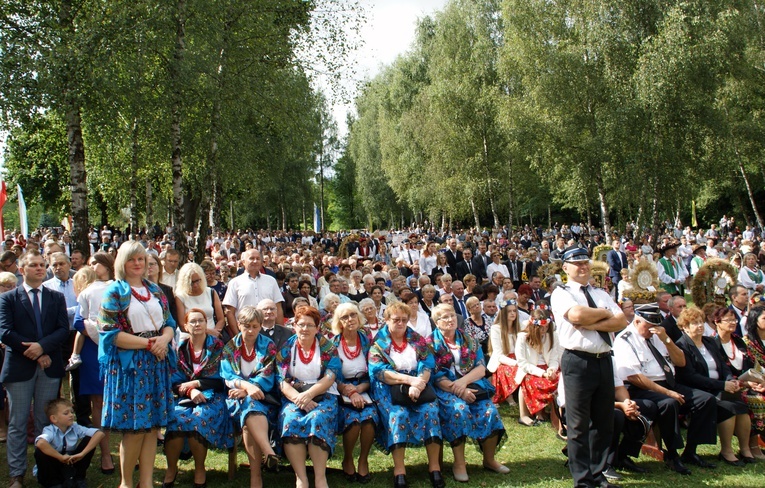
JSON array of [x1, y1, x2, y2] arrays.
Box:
[[240, 343, 257, 362], [131, 286, 151, 302], [391, 337, 408, 354], [298, 339, 317, 364], [341, 334, 361, 360]]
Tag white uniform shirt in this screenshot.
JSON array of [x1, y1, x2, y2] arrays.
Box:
[[551, 280, 620, 354], [613, 324, 674, 383]]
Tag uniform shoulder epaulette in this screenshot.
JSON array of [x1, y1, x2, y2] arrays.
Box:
[[619, 331, 632, 341], [558, 284, 569, 290]]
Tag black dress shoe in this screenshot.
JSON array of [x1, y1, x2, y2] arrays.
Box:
[[429, 470, 446, 488], [617, 457, 650, 473], [602, 465, 623, 482], [393, 474, 408, 488], [665, 457, 692, 475], [718, 453, 744, 467], [739, 452, 757, 464], [681, 453, 716, 469]]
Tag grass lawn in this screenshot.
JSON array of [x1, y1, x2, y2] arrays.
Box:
[[3, 402, 764, 487]]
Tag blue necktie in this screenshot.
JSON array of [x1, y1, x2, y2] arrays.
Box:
[[31, 288, 43, 339], [458, 299, 467, 317]]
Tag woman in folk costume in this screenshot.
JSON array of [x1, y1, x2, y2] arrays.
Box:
[[739, 253, 765, 295], [657, 242, 688, 295]]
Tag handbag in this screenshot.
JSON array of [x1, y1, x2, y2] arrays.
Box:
[[467, 382, 491, 401], [293, 382, 325, 403], [390, 384, 437, 406]]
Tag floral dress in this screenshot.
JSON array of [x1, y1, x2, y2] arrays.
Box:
[[430, 328, 506, 449], [332, 331, 379, 433], [99, 279, 176, 432], [741, 336, 765, 432], [368, 325, 442, 453], [166, 335, 234, 450], [276, 335, 341, 454], [220, 332, 278, 429]]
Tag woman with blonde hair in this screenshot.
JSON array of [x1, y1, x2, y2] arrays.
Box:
[[331, 303, 378, 483], [99, 241, 176, 488], [465, 296, 490, 355], [175, 262, 225, 338]]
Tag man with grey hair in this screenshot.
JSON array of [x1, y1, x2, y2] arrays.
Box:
[[659, 295, 687, 343], [257, 299, 292, 350], [223, 249, 285, 333], [451, 281, 468, 318]]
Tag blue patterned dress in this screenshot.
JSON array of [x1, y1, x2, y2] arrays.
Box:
[[368, 325, 442, 454], [220, 333, 278, 429], [276, 335, 340, 454], [166, 335, 235, 450], [429, 328, 506, 449], [332, 331, 379, 433], [98, 279, 176, 432]]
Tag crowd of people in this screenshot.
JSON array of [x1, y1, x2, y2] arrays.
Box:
[[0, 218, 764, 488]]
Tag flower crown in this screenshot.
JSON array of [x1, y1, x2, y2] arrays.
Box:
[[502, 299, 517, 308], [751, 294, 765, 306], [532, 302, 548, 311], [532, 317, 552, 327]]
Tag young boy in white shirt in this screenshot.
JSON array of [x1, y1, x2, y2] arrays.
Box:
[[34, 398, 105, 488]]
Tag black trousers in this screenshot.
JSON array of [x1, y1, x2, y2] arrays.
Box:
[[34, 437, 95, 487], [627, 381, 717, 455], [607, 398, 658, 465], [562, 350, 615, 488]]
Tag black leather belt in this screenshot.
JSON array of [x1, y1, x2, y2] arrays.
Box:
[[566, 349, 612, 359]]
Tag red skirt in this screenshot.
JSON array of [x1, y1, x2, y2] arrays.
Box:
[[492, 354, 520, 404], [520, 364, 559, 415]]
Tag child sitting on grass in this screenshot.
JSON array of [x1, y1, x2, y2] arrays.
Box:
[[34, 398, 105, 488]]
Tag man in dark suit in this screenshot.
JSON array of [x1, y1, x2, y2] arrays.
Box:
[[660, 295, 687, 343], [456, 247, 487, 285], [257, 299, 293, 351], [728, 285, 749, 337], [1, 250, 70, 487], [451, 281, 469, 318], [606, 240, 629, 287], [505, 249, 523, 290], [444, 238, 463, 270]]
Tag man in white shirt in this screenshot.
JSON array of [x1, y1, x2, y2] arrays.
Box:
[[223, 249, 285, 332], [551, 246, 627, 488], [159, 249, 180, 288], [613, 305, 717, 474]]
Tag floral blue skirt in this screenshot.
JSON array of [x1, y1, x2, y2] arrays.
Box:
[[102, 349, 173, 432], [167, 392, 235, 450], [338, 378, 378, 433], [371, 380, 442, 454], [227, 395, 274, 429], [434, 388, 506, 449], [279, 394, 339, 454]]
